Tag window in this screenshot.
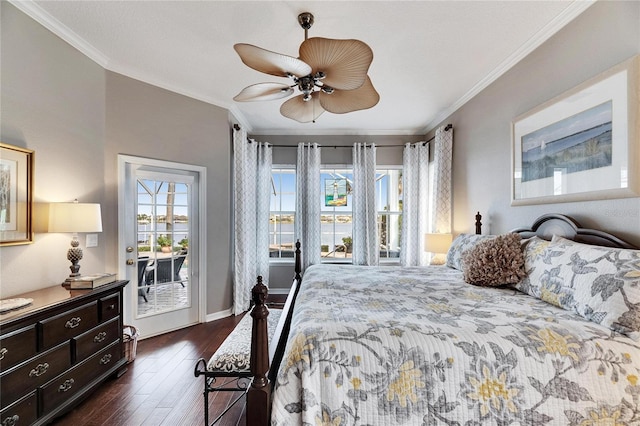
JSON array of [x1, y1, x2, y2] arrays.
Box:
[[376, 168, 402, 261], [269, 168, 296, 259], [320, 168, 353, 261], [269, 165, 402, 263]]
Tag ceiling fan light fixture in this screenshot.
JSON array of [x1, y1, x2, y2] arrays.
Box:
[[233, 11, 379, 123]]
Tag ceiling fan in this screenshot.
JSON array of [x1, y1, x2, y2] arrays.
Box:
[[233, 12, 380, 123]]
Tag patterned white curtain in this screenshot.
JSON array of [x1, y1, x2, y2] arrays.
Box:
[[400, 142, 430, 266], [295, 143, 321, 270], [352, 143, 378, 265], [233, 127, 272, 314], [431, 125, 453, 234]]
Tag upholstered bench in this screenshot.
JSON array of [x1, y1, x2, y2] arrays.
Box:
[[194, 309, 282, 425]]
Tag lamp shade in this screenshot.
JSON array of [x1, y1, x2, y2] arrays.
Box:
[[424, 233, 453, 254], [49, 202, 103, 233]]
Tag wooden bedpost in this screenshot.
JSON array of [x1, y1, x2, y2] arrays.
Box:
[[294, 240, 302, 282], [248, 276, 270, 426], [475, 212, 482, 235]]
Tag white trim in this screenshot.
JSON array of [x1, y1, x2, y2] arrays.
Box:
[[206, 308, 233, 322], [117, 154, 208, 328], [422, 0, 596, 134], [250, 128, 420, 137], [8, 0, 109, 67]]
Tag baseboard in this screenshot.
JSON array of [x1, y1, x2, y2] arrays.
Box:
[[205, 308, 233, 322]]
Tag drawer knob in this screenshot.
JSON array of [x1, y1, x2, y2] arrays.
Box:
[[29, 362, 49, 377], [65, 317, 82, 329], [2, 415, 19, 426], [0, 347, 7, 360], [100, 353, 112, 365], [94, 332, 107, 343], [108, 304, 115, 310], [58, 378, 75, 393]]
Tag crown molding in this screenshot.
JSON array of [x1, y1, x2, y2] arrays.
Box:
[[228, 105, 253, 133], [249, 128, 421, 137], [9, 0, 110, 67], [421, 0, 596, 134]]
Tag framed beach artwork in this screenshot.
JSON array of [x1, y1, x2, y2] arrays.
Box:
[[512, 55, 639, 205], [325, 178, 347, 207], [0, 143, 34, 245]]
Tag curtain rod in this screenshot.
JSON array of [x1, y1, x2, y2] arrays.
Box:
[[422, 123, 452, 146], [233, 123, 452, 148]]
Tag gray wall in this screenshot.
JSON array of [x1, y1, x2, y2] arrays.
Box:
[[1, 3, 234, 315], [1, 3, 107, 297], [435, 0, 640, 247], [104, 73, 233, 314], [257, 134, 424, 167]]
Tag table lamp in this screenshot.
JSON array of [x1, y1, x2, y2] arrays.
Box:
[[49, 200, 102, 282], [424, 233, 453, 265]]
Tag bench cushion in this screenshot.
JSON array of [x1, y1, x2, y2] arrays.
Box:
[[207, 309, 282, 373]]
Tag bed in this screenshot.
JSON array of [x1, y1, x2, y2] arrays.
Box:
[[245, 214, 640, 425]]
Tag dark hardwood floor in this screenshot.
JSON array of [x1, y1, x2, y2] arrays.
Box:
[[50, 304, 280, 426]]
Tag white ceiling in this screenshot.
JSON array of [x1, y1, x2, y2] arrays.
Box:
[[13, 1, 594, 135]]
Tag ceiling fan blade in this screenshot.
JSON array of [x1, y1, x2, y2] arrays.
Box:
[[319, 76, 380, 114], [234, 43, 312, 78], [280, 93, 325, 123], [233, 83, 293, 102], [299, 37, 373, 90]]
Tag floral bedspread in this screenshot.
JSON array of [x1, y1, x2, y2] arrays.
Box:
[[271, 264, 640, 425]]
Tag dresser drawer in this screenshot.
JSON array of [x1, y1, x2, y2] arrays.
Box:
[[99, 293, 120, 322], [0, 392, 37, 426], [0, 342, 70, 407], [40, 301, 98, 350], [74, 317, 120, 362], [0, 325, 37, 372], [40, 341, 121, 415]]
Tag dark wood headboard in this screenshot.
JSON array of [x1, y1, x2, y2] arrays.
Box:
[[511, 214, 637, 249]]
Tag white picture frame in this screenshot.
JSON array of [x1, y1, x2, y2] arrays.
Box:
[[512, 55, 639, 206]]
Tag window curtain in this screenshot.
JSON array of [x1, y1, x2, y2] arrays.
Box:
[[295, 143, 321, 271], [431, 125, 453, 234], [232, 126, 272, 314], [352, 143, 378, 265], [400, 142, 430, 266]]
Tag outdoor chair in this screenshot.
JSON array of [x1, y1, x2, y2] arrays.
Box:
[[145, 255, 187, 291], [137, 257, 150, 302]]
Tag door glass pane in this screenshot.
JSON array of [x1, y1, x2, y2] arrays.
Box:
[[136, 178, 190, 317]]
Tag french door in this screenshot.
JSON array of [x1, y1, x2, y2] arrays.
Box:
[[118, 155, 206, 338]]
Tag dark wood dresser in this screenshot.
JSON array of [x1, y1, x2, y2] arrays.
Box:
[[0, 280, 129, 425]]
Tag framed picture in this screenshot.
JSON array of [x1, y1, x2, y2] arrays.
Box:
[[0, 143, 34, 245], [512, 55, 639, 205], [325, 178, 347, 207]]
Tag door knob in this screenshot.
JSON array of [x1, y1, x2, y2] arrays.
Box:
[[126, 259, 134, 265], [126, 246, 134, 253]]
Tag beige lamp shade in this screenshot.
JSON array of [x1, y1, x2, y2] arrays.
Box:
[[424, 233, 453, 254], [49, 202, 103, 233]]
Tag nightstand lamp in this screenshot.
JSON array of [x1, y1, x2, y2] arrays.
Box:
[[49, 200, 102, 283], [424, 233, 453, 265]]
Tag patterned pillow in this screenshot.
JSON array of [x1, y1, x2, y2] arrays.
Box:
[[512, 236, 566, 305], [462, 233, 526, 286], [519, 235, 640, 339], [207, 309, 283, 373], [445, 233, 496, 270]]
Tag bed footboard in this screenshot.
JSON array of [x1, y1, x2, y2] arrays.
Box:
[[247, 241, 302, 426]]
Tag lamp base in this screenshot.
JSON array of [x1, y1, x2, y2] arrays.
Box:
[[66, 238, 83, 281]]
